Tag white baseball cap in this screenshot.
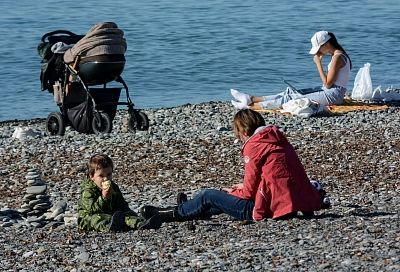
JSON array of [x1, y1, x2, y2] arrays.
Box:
[[309, 31, 331, 55]]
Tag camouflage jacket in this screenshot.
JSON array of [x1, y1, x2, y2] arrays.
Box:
[[78, 178, 136, 231]]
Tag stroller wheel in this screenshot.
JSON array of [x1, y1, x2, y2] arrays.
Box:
[[92, 112, 112, 134], [128, 111, 149, 131], [46, 112, 65, 136]]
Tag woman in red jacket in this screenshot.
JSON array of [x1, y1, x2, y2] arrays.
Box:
[[141, 109, 327, 223]]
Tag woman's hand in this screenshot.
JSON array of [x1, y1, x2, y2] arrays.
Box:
[[222, 183, 244, 193], [313, 53, 323, 65]]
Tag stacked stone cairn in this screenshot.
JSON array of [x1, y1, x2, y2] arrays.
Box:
[[0, 168, 76, 229], [17, 168, 66, 228]]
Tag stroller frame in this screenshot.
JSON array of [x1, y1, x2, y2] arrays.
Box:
[[40, 29, 149, 136]]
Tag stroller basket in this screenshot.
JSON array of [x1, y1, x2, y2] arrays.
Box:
[[79, 54, 126, 85], [89, 87, 121, 120]]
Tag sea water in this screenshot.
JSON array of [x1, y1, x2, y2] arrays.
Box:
[[0, 0, 399, 121]]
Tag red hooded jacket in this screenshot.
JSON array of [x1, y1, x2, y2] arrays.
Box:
[[230, 126, 321, 220]]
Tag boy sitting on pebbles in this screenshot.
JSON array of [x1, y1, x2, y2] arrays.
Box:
[[78, 154, 161, 232]]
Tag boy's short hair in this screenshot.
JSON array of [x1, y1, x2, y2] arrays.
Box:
[[88, 154, 114, 177], [233, 109, 266, 139]]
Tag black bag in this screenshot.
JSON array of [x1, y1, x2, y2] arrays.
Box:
[[40, 53, 65, 92], [38, 30, 84, 92], [66, 99, 93, 133]]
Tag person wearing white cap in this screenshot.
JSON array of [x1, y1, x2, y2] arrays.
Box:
[[231, 31, 352, 110]]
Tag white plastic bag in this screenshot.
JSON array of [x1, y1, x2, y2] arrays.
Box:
[[351, 63, 373, 100], [281, 98, 320, 118], [371, 86, 400, 101]]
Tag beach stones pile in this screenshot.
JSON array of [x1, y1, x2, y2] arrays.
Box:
[[0, 169, 53, 228], [19, 169, 52, 220]]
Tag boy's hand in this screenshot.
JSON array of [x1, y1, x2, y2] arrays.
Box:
[[101, 179, 112, 198], [102, 187, 112, 198]]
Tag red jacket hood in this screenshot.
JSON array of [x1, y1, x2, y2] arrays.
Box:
[[242, 126, 286, 153]]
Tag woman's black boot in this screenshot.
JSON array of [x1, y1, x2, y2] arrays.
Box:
[[140, 205, 183, 223]]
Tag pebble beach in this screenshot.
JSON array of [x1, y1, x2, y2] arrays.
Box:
[[0, 101, 399, 271]]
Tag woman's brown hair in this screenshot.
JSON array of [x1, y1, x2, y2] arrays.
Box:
[[233, 109, 266, 139], [327, 32, 352, 69], [87, 154, 114, 178]]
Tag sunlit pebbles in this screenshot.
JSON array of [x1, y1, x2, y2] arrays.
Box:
[[0, 102, 399, 271]]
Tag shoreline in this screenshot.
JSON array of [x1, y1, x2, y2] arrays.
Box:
[[0, 101, 399, 271]]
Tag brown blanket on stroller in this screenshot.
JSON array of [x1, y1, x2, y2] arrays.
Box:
[[63, 22, 126, 64]]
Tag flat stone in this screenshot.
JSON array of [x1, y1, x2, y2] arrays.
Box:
[[29, 199, 44, 207], [22, 251, 34, 258], [33, 204, 52, 211], [30, 221, 44, 228], [64, 215, 78, 226], [37, 247, 46, 254], [27, 179, 45, 186], [27, 210, 41, 216], [26, 185, 47, 195], [77, 251, 90, 262], [25, 174, 39, 180], [23, 194, 37, 201], [1, 222, 13, 228], [17, 208, 30, 214], [0, 207, 13, 213], [26, 215, 45, 223], [54, 213, 64, 222], [21, 203, 31, 209], [1, 216, 11, 221], [51, 200, 67, 212], [50, 207, 64, 219], [35, 194, 49, 200]]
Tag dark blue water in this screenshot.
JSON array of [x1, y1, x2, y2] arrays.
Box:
[[0, 0, 399, 121]]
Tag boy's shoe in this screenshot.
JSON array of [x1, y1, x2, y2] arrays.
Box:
[[109, 211, 126, 232], [310, 180, 331, 209], [139, 214, 163, 230]]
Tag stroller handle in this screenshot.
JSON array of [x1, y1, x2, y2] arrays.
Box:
[[41, 30, 80, 42]]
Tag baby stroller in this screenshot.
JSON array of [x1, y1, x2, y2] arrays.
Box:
[[38, 22, 149, 136]]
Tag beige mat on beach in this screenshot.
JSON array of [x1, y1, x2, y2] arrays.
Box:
[[256, 98, 390, 115], [326, 100, 389, 113]]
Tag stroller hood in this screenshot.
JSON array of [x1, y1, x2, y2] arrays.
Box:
[[63, 22, 127, 64]]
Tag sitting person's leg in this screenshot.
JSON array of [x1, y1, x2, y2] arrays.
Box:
[[296, 86, 346, 106], [78, 213, 116, 232], [231, 87, 304, 110], [255, 87, 304, 110], [141, 189, 254, 222], [177, 189, 254, 221]]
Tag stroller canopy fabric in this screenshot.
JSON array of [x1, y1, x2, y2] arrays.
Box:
[[63, 22, 127, 64]]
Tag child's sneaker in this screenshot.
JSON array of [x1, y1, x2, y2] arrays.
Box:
[[310, 180, 331, 209], [139, 214, 163, 230]]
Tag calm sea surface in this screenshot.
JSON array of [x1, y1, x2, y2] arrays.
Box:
[[0, 0, 399, 121]]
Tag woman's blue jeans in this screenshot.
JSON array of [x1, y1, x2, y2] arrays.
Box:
[[259, 85, 346, 109], [176, 189, 254, 221]]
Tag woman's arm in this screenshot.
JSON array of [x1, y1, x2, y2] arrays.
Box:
[[229, 150, 263, 199], [314, 52, 346, 88]]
